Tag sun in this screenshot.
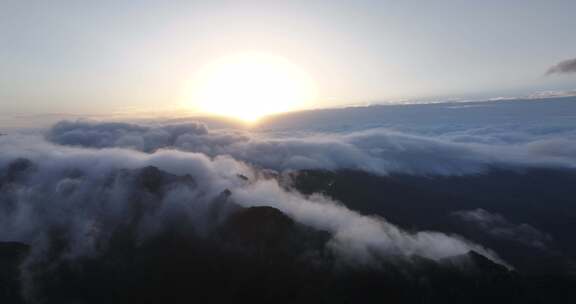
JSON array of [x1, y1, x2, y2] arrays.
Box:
[[186, 52, 317, 122]]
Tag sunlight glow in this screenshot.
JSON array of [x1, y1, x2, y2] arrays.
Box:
[[187, 52, 317, 122]]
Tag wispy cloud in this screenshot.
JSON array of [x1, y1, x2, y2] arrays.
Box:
[[451, 209, 552, 250]]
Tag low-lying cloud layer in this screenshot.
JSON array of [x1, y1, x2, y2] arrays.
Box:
[[7, 110, 576, 299], [0, 133, 504, 274], [47, 120, 576, 176]]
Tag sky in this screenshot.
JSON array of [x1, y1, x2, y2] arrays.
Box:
[[1, 0, 576, 119]]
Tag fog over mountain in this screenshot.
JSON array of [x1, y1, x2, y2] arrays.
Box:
[[2, 98, 576, 303], [451, 209, 553, 250], [3, 132, 502, 260], [4, 0, 576, 301]]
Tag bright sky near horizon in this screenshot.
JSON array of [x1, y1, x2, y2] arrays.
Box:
[[1, 0, 576, 121]]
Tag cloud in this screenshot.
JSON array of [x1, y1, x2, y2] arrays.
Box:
[[230, 179, 500, 265], [15, 117, 559, 300], [46, 120, 576, 176], [47, 120, 209, 152], [527, 89, 576, 99], [451, 209, 552, 249], [547, 57, 576, 75], [0, 134, 505, 273]]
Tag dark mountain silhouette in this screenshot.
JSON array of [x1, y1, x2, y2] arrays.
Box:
[[0, 242, 29, 304], [1, 163, 576, 303], [289, 168, 576, 275]]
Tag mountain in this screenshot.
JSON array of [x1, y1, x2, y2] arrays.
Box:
[[2, 164, 576, 303]]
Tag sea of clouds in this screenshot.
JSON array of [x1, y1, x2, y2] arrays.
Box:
[[3, 99, 576, 299], [46, 118, 576, 176], [0, 132, 503, 265]]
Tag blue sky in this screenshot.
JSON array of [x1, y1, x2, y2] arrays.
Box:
[[1, 0, 576, 117]]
